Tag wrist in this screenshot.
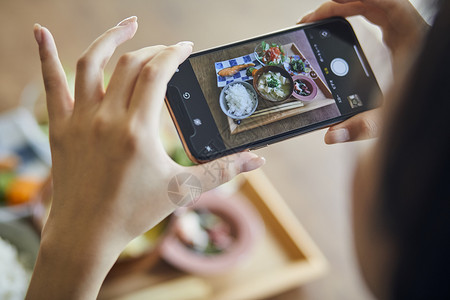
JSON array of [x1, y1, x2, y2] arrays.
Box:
[[27, 221, 124, 300]]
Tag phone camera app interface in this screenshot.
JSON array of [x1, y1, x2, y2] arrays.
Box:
[[168, 20, 380, 158]]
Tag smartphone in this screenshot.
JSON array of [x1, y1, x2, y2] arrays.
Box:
[[165, 17, 381, 163]]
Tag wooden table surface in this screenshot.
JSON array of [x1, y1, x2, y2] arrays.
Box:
[[0, 0, 398, 299]]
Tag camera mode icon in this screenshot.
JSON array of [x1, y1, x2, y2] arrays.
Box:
[[182, 92, 191, 100]]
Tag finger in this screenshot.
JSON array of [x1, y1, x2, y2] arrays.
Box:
[[128, 41, 193, 127], [188, 152, 265, 192], [299, 0, 418, 33], [102, 45, 166, 114], [34, 24, 72, 122], [324, 109, 381, 144], [74, 16, 138, 107], [298, 11, 314, 24], [301, 1, 387, 26]]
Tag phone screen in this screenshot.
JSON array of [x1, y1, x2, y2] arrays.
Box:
[[166, 18, 381, 161]]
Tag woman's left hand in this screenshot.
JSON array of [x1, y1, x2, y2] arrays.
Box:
[[27, 17, 264, 300]]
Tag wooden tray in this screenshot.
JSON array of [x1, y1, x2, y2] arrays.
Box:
[[286, 43, 333, 99], [227, 43, 334, 134], [227, 98, 335, 134], [99, 170, 327, 300]]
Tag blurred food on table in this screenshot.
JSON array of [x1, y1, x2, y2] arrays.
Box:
[[160, 190, 264, 275], [176, 208, 235, 255], [0, 211, 40, 300], [0, 237, 31, 300], [0, 109, 51, 208]]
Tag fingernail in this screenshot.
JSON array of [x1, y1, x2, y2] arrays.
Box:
[[177, 41, 194, 48], [242, 156, 266, 172], [117, 16, 137, 27], [34, 23, 42, 44], [297, 12, 313, 24], [326, 128, 350, 144]]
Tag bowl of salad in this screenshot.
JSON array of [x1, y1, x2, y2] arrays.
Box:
[[160, 190, 264, 275], [254, 41, 287, 66], [253, 66, 294, 102]]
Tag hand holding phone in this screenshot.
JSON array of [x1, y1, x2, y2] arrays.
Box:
[[300, 0, 428, 144], [166, 18, 382, 162]]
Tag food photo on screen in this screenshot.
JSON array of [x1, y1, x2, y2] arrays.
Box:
[[188, 28, 339, 149], [167, 19, 381, 159]]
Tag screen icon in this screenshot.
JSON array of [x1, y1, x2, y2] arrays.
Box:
[[330, 58, 349, 77], [347, 94, 363, 108], [193, 118, 202, 126], [319, 30, 330, 39], [205, 145, 213, 153], [182, 92, 191, 100]]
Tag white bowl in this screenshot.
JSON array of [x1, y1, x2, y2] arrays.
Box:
[[219, 81, 258, 120], [0, 210, 40, 271]]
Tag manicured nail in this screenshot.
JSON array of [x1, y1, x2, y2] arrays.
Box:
[[326, 128, 350, 144], [117, 16, 137, 27], [242, 156, 266, 172], [298, 12, 313, 24], [34, 23, 42, 44], [177, 41, 194, 48]]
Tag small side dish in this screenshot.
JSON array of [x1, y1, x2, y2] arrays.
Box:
[[285, 55, 311, 76], [176, 208, 234, 255], [294, 79, 312, 97], [160, 190, 264, 275], [291, 75, 318, 101]]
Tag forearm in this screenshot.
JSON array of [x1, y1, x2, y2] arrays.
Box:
[[26, 229, 121, 300]]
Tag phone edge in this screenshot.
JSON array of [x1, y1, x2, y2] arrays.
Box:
[[167, 17, 376, 163]]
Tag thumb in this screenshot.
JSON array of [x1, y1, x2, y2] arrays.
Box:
[[188, 152, 265, 192], [325, 108, 381, 144]]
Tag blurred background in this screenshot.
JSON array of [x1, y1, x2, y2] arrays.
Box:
[[0, 0, 431, 299]]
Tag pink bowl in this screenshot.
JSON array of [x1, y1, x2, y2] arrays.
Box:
[[160, 190, 264, 275], [291, 75, 318, 101]]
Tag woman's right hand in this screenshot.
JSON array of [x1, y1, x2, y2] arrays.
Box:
[[300, 0, 429, 70], [299, 0, 429, 144]]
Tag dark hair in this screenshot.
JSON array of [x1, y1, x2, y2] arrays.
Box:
[[377, 1, 450, 298]]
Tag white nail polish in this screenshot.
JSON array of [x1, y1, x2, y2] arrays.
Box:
[[327, 128, 350, 144], [34, 23, 42, 44], [117, 16, 137, 27], [242, 156, 265, 172], [176, 41, 194, 47]]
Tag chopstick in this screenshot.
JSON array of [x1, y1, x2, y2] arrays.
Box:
[[249, 101, 304, 119]]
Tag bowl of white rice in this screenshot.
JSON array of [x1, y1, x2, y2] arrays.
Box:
[[0, 210, 40, 300], [219, 82, 258, 120]]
